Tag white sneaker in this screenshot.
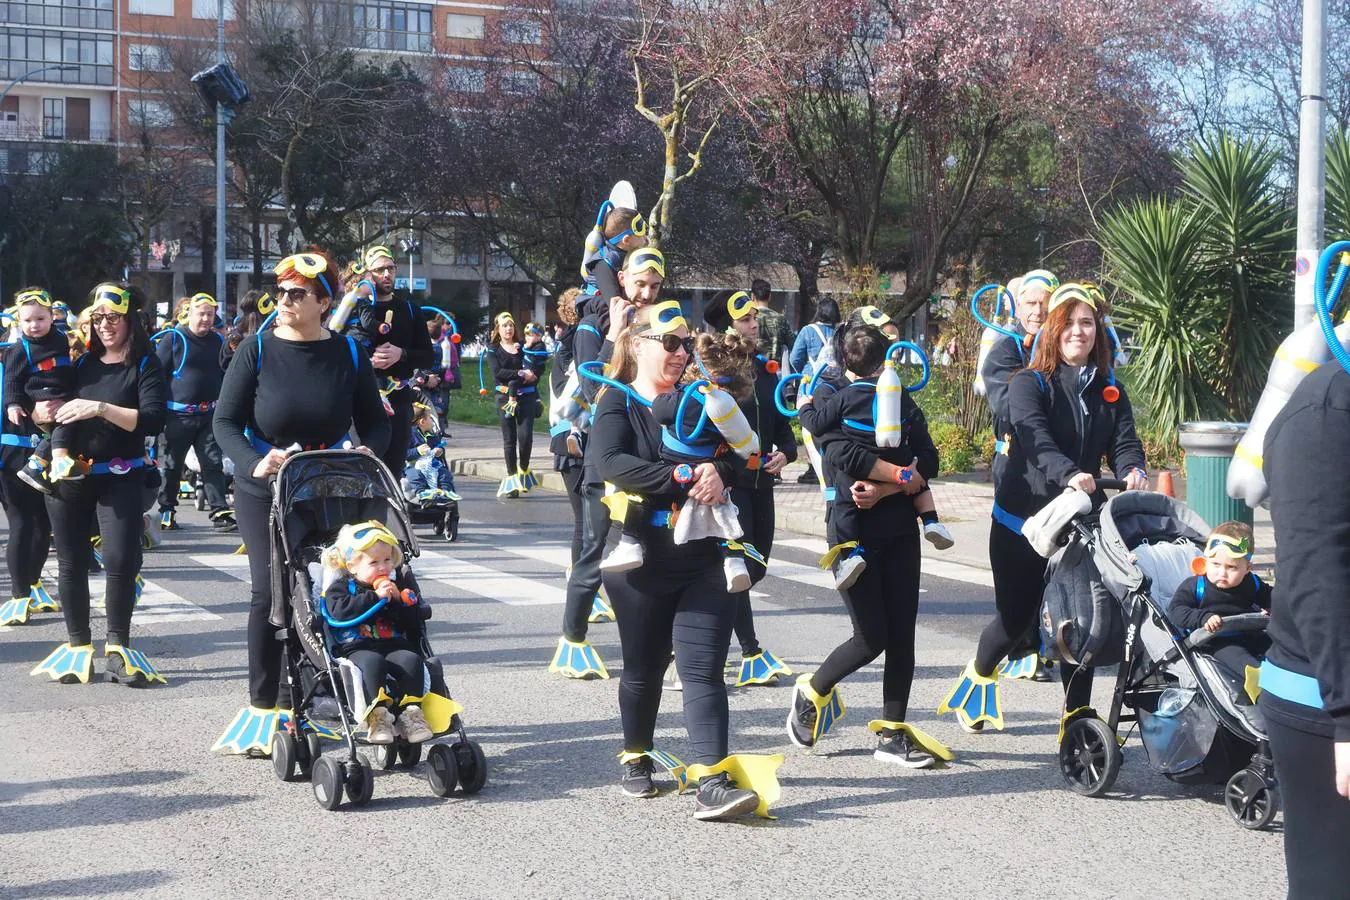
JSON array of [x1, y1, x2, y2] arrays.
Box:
[[601, 535, 645, 572], [833, 553, 866, 591], [665, 659, 683, 692], [365, 706, 396, 744], [396, 705, 434, 744], [724, 557, 751, 593], [924, 521, 954, 550]]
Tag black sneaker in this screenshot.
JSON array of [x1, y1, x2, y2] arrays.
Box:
[[693, 772, 758, 821], [875, 731, 937, 769], [211, 512, 238, 532], [796, 467, 817, 484], [620, 756, 658, 798], [105, 652, 150, 687], [17, 466, 51, 495], [786, 682, 818, 748]]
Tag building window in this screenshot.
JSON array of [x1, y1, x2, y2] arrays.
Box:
[[129, 0, 173, 15], [500, 71, 538, 96], [453, 231, 480, 268], [41, 97, 62, 138], [500, 19, 540, 44], [347, 1, 432, 53], [444, 12, 482, 39], [0, 28, 113, 85], [0, 0, 114, 30], [129, 99, 173, 128], [128, 43, 171, 72], [445, 67, 484, 94], [191, 0, 236, 19]]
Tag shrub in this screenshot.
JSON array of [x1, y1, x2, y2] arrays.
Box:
[[930, 421, 976, 475]]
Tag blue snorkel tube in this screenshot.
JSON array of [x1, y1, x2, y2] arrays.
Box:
[[971, 283, 1020, 342], [421, 305, 462, 344], [1315, 241, 1350, 374], [150, 327, 188, 378], [774, 372, 804, 418], [886, 341, 931, 392], [576, 359, 652, 407]]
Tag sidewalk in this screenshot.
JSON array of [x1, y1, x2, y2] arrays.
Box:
[[442, 421, 1275, 575]]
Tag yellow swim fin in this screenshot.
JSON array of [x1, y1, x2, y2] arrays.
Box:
[[548, 637, 610, 679], [937, 661, 1004, 731], [0, 596, 31, 626], [28, 582, 58, 613], [588, 589, 616, 623], [104, 644, 168, 686], [212, 705, 293, 756], [867, 719, 956, 762], [404, 691, 464, 736], [683, 754, 785, 819], [31, 642, 94, 684]]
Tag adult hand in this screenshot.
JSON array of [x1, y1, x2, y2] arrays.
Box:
[[6, 405, 25, 426], [1068, 472, 1096, 493], [521, 369, 538, 384], [1336, 741, 1350, 799], [371, 343, 403, 370], [851, 480, 899, 510], [424, 373, 440, 389], [1204, 615, 1223, 633], [53, 399, 104, 424], [31, 399, 61, 425], [606, 296, 634, 341], [688, 463, 724, 504], [762, 451, 788, 475], [251, 448, 290, 479], [1124, 468, 1148, 492]]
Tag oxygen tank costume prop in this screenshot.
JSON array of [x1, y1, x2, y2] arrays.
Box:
[[580, 180, 647, 301], [1256, 242, 1350, 896]]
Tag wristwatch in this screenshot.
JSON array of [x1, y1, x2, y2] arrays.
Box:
[[673, 463, 694, 484]]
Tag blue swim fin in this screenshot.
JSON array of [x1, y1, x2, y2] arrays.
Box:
[[31, 642, 94, 684], [105, 644, 168, 686], [736, 649, 792, 686], [548, 637, 609, 679], [212, 705, 293, 756], [937, 661, 1004, 731], [28, 582, 58, 613], [998, 653, 1038, 681], [588, 589, 616, 623], [0, 596, 32, 626]]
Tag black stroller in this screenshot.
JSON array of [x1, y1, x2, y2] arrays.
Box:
[[1036, 486, 1278, 829], [403, 386, 460, 542], [266, 449, 486, 810]]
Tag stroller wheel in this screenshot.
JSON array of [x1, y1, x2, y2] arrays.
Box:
[[195, 493, 206, 512], [311, 755, 344, 810], [453, 740, 488, 795], [1225, 767, 1279, 830], [374, 744, 397, 771], [445, 509, 459, 542], [426, 743, 459, 798], [398, 742, 422, 768], [1058, 715, 1121, 797], [346, 756, 375, 807], [272, 731, 299, 783], [305, 732, 324, 770]]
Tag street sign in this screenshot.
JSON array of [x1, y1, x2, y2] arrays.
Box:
[[395, 277, 428, 291]]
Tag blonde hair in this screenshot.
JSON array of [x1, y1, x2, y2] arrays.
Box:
[[320, 522, 405, 573], [684, 332, 755, 400], [1211, 520, 1254, 548], [557, 287, 581, 325]]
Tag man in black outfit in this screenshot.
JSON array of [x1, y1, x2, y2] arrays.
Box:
[[156, 293, 233, 531], [347, 246, 436, 478]]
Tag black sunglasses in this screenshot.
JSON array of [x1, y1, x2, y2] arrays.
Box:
[[640, 333, 692, 354], [274, 286, 313, 303]]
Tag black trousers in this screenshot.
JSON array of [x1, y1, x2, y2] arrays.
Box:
[[730, 483, 775, 657], [604, 548, 735, 765], [976, 522, 1093, 709], [497, 394, 537, 472], [561, 482, 608, 642], [379, 388, 414, 480], [1, 468, 51, 595], [1261, 704, 1350, 899], [561, 465, 585, 567], [812, 533, 921, 721], [345, 647, 424, 705], [235, 487, 281, 708], [45, 475, 143, 646], [158, 412, 229, 513]]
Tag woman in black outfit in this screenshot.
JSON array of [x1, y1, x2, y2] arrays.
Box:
[[938, 283, 1147, 734], [486, 311, 544, 498], [212, 251, 390, 755], [32, 283, 168, 686], [595, 302, 774, 821]]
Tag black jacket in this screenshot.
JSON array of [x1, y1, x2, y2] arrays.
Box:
[[1263, 362, 1350, 739], [1167, 574, 1272, 632], [995, 364, 1145, 520], [323, 573, 423, 656], [980, 327, 1032, 440]]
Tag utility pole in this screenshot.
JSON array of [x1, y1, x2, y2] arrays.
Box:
[[1294, 0, 1326, 330], [215, 0, 227, 312]]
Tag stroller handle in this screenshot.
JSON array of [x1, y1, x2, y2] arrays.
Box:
[[1095, 478, 1128, 492], [1183, 612, 1270, 650]]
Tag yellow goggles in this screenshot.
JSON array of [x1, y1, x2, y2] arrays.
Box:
[[1204, 534, 1252, 561], [1048, 283, 1096, 313], [1019, 269, 1060, 298], [647, 300, 687, 335], [256, 292, 275, 315], [858, 305, 892, 329], [275, 253, 335, 297], [625, 248, 666, 278], [363, 246, 395, 269], [727, 291, 755, 321], [15, 288, 52, 308], [495, 312, 515, 328], [338, 520, 400, 561], [90, 284, 131, 315], [189, 292, 218, 309]]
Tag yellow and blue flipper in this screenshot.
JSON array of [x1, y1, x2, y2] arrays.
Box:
[[791, 673, 845, 746], [496, 473, 521, 497], [28, 582, 58, 613], [937, 661, 1004, 731], [517, 467, 543, 492], [104, 644, 168, 685], [737, 650, 793, 687], [588, 589, 616, 623], [619, 748, 688, 792], [548, 637, 610, 679], [726, 540, 767, 568], [999, 653, 1039, 681], [301, 718, 343, 742], [683, 754, 785, 819], [31, 642, 94, 684], [600, 487, 642, 524], [211, 705, 293, 755], [867, 720, 956, 763], [134, 574, 145, 601], [0, 596, 32, 626], [818, 541, 860, 569], [232, 543, 247, 555], [403, 691, 465, 736]]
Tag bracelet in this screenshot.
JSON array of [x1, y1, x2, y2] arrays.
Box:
[[96, 401, 107, 417]]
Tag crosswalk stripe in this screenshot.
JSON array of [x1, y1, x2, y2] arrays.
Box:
[[412, 546, 564, 606], [32, 563, 222, 624], [776, 537, 994, 588]]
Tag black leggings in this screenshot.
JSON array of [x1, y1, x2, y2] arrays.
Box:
[[498, 395, 536, 472], [345, 647, 424, 705], [976, 522, 1093, 709], [561, 465, 585, 567], [562, 482, 608, 642], [45, 475, 143, 646], [380, 389, 414, 479], [604, 549, 735, 765], [159, 413, 229, 513], [235, 487, 281, 707], [1, 468, 51, 596], [812, 533, 921, 721], [1261, 706, 1350, 898], [730, 484, 775, 657]]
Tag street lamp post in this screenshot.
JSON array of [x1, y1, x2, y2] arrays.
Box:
[[1294, 0, 1327, 329]]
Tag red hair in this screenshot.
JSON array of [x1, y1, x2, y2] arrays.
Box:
[[274, 249, 340, 300]]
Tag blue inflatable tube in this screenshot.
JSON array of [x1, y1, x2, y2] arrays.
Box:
[[971, 284, 1019, 342], [886, 341, 931, 392], [1315, 240, 1350, 375]]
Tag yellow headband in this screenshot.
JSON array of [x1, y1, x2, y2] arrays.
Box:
[[625, 248, 666, 278], [1048, 283, 1096, 313], [363, 246, 394, 268], [495, 312, 515, 328], [646, 300, 688, 335], [727, 291, 755, 321], [337, 520, 400, 562], [1018, 269, 1060, 298], [189, 292, 218, 309], [90, 284, 131, 314], [15, 289, 52, 308]]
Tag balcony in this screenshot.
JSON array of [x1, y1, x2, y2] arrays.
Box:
[[0, 118, 112, 142]]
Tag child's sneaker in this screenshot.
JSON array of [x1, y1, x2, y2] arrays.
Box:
[[365, 706, 395, 744], [565, 430, 583, 457], [397, 705, 434, 743], [601, 534, 644, 572], [17, 459, 50, 495], [923, 521, 954, 550], [832, 549, 866, 591], [49, 455, 84, 483], [724, 556, 751, 593]]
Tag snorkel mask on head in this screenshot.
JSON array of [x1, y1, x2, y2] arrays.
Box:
[[15, 288, 53, 309], [625, 248, 666, 280], [90, 283, 132, 315], [646, 300, 687, 335], [363, 246, 394, 271], [1018, 269, 1060, 299], [274, 253, 336, 299], [337, 520, 402, 565], [1205, 533, 1253, 561]]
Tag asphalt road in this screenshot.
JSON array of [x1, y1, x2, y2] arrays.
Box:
[[0, 477, 1287, 898]]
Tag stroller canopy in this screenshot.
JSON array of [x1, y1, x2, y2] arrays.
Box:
[[1095, 492, 1209, 601]]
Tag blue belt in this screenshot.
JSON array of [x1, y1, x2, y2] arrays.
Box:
[[661, 430, 718, 460], [823, 486, 836, 501], [994, 439, 1010, 455], [549, 420, 572, 437], [518, 386, 537, 396], [0, 433, 39, 448], [168, 400, 216, 414], [87, 456, 147, 476], [1259, 660, 1325, 709], [245, 428, 350, 457], [991, 501, 1026, 535], [650, 510, 676, 528]]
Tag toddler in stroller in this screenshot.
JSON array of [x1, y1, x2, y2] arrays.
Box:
[[403, 400, 460, 540]]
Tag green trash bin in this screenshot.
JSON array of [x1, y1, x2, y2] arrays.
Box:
[[1177, 421, 1254, 530]]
